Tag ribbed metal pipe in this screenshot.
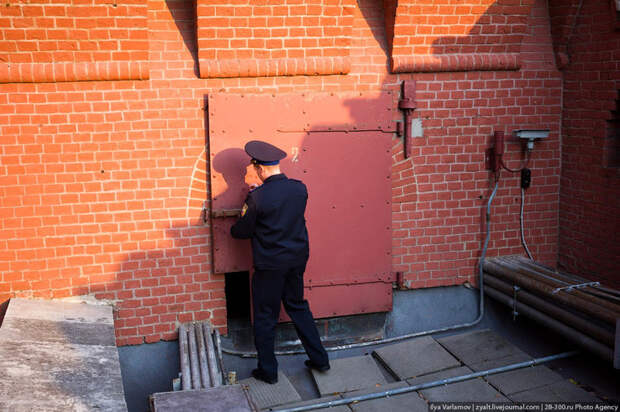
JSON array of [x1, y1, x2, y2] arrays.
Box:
[[179, 324, 191, 391], [188, 323, 202, 389], [484, 285, 613, 362], [505, 257, 620, 304], [178, 322, 225, 390], [483, 259, 618, 324], [195, 323, 211, 388], [485, 274, 614, 346], [203, 323, 222, 387], [214, 328, 226, 385], [499, 257, 620, 314]]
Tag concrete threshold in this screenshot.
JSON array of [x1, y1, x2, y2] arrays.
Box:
[[223, 312, 386, 354]]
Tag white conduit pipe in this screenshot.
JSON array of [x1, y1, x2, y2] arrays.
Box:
[[520, 187, 533, 260]]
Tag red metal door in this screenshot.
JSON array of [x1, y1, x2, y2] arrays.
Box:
[[209, 92, 395, 319]]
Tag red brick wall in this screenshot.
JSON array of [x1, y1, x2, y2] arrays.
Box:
[[553, 0, 620, 288], [0, 0, 149, 82], [547, 0, 582, 69], [386, 0, 534, 73], [196, 0, 355, 78], [393, 0, 562, 288], [0, 0, 563, 345]]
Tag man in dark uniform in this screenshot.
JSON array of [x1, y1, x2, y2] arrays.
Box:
[[231, 140, 330, 384]]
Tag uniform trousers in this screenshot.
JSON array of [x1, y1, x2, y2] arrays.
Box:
[[252, 262, 329, 379]]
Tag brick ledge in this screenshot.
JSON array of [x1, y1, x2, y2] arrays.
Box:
[[198, 56, 351, 78], [391, 53, 521, 73], [0, 61, 149, 83]]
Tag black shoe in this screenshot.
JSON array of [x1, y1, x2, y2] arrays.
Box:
[[304, 360, 330, 372], [251, 368, 278, 384]]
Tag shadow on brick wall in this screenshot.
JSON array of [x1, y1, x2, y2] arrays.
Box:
[[0, 300, 8, 328], [166, 0, 200, 77], [106, 221, 220, 346]]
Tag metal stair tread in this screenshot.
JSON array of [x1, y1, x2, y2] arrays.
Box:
[[240, 371, 302, 410]]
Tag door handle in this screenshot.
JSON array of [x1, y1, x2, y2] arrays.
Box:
[[211, 209, 242, 218]]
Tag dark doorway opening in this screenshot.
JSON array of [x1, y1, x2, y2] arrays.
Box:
[[225, 271, 251, 321]]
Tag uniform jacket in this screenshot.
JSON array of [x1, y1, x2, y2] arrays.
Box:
[[231, 173, 309, 269]]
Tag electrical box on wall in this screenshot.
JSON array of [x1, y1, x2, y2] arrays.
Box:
[[514, 129, 550, 150]]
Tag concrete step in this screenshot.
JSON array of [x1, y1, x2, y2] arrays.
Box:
[[0, 298, 127, 412]]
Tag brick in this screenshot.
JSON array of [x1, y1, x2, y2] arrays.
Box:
[[0, 0, 577, 347]]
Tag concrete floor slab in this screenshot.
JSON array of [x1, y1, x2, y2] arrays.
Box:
[[372, 336, 461, 380], [436, 329, 529, 365], [419, 377, 509, 403], [150, 386, 255, 412], [346, 381, 409, 395], [350, 390, 427, 412], [311, 355, 388, 396], [405, 363, 509, 402], [343, 381, 427, 412], [268, 395, 349, 412], [406, 366, 473, 388], [468, 352, 531, 370], [240, 371, 301, 410], [406, 365, 514, 402], [485, 365, 565, 396], [470, 355, 564, 396], [509, 380, 600, 402]]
